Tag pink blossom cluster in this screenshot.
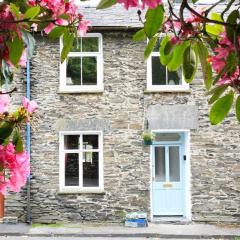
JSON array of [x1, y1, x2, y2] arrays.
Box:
[[118, 0, 162, 10], [163, 8, 205, 45], [27, 0, 90, 36], [0, 95, 38, 115], [0, 143, 30, 195], [0, 1, 90, 69], [208, 32, 240, 85]]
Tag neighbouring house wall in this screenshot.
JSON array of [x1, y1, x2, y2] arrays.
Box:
[[5, 32, 240, 224]]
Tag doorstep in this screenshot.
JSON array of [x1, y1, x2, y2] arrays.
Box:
[[152, 216, 191, 224]]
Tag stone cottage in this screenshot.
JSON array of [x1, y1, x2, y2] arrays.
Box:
[[5, 2, 240, 224]]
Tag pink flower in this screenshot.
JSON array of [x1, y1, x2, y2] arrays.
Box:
[[44, 23, 55, 34], [55, 18, 68, 26], [0, 94, 10, 114], [117, 0, 139, 9], [142, 0, 162, 9], [77, 20, 91, 37], [22, 97, 38, 114]]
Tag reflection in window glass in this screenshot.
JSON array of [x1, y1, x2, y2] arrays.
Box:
[[155, 147, 166, 181], [66, 57, 81, 85], [169, 146, 180, 182], [168, 68, 181, 85], [71, 37, 99, 52], [152, 56, 166, 85], [64, 135, 79, 149], [83, 135, 99, 149], [82, 57, 97, 85], [65, 153, 79, 186], [83, 152, 99, 187]]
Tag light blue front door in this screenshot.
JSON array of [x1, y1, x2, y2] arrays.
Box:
[[152, 143, 185, 216]]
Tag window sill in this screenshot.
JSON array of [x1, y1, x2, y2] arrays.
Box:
[[58, 188, 105, 194], [145, 87, 191, 93], [58, 87, 104, 94]]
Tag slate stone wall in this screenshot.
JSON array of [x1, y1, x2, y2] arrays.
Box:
[[5, 32, 240, 224]]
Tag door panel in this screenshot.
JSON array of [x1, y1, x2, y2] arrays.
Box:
[[152, 144, 184, 216]]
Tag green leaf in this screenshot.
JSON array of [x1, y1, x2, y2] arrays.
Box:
[[236, 95, 240, 122], [195, 41, 212, 90], [182, 46, 197, 83], [61, 32, 74, 63], [144, 5, 164, 38], [21, 30, 36, 60], [24, 6, 40, 20], [226, 10, 239, 42], [192, 0, 199, 2], [133, 29, 147, 42], [0, 122, 14, 145], [206, 13, 224, 37], [167, 40, 190, 71], [164, 41, 173, 56], [208, 85, 228, 104], [144, 36, 158, 60], [159, 35, 173, 65], [1, 60, 13, 83], [10, 3, 20, 19], [7, 37, 24, 66], [96, 0, 117, 9], [209, 92, 234, 125], [13, 130, 23, 153], [48, 26, 67, 38]]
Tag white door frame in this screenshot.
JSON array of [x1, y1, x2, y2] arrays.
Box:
[[149, 129, 191, 221]]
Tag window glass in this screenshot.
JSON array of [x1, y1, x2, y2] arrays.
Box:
[[65, 153, 79, 186], [155, 147, 166, 181], [82, 57, 97, 85], [61, 133, 102, 190], [168, 68, 181, 85], [66, 57, 81, 85], [83, 152, 99, 187], [169, 146, 180, 182], [152, 56, 166, 85], [155, 133, 181, 142], [64, 135, 79, 149], [71, 37, 99, 52], [83, 135, 99, 149]]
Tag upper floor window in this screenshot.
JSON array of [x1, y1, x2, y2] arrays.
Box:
[[147, 39, 189, 92], [60, 33, 103, 93], [59, 131, 103, 193]]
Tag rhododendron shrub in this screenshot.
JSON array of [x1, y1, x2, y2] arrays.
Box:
[[97, 0, 240, 125], [0, 95, 37, 195]]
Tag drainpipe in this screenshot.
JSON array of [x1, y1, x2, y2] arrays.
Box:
[[26, 60, 32, 224]]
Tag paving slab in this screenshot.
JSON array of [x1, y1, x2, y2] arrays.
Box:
[[0, 223, 239, 239]]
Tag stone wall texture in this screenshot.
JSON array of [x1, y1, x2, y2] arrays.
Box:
[[5, 32, 240, 224]]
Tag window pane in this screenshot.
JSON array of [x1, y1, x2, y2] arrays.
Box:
[[167, 68, 182, 85], [82, 57, 97, 85], [155, 147, 165, 181], [152, 56, 166, 85], [66, 57, 81, 85], [83, 152, 99, 187], [71, 37, 99, 52], [83, 135, 99, 149], [82, 37, 99, 52], [65, 153, 79, 186], [169, 146, 180, 182], [64, 135, 80, 149], [155, 133, 181, 142], [153, 38, 162, 52]]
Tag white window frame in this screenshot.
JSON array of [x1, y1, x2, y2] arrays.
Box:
[[59, 33, 103, 93], [59, 131, 104, 193], [147, 50, 190, 92]]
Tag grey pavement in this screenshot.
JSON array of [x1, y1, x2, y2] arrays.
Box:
[[0, 223, 239, 239]]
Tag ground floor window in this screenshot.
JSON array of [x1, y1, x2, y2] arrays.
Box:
[[59, 131, 103, 193]]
